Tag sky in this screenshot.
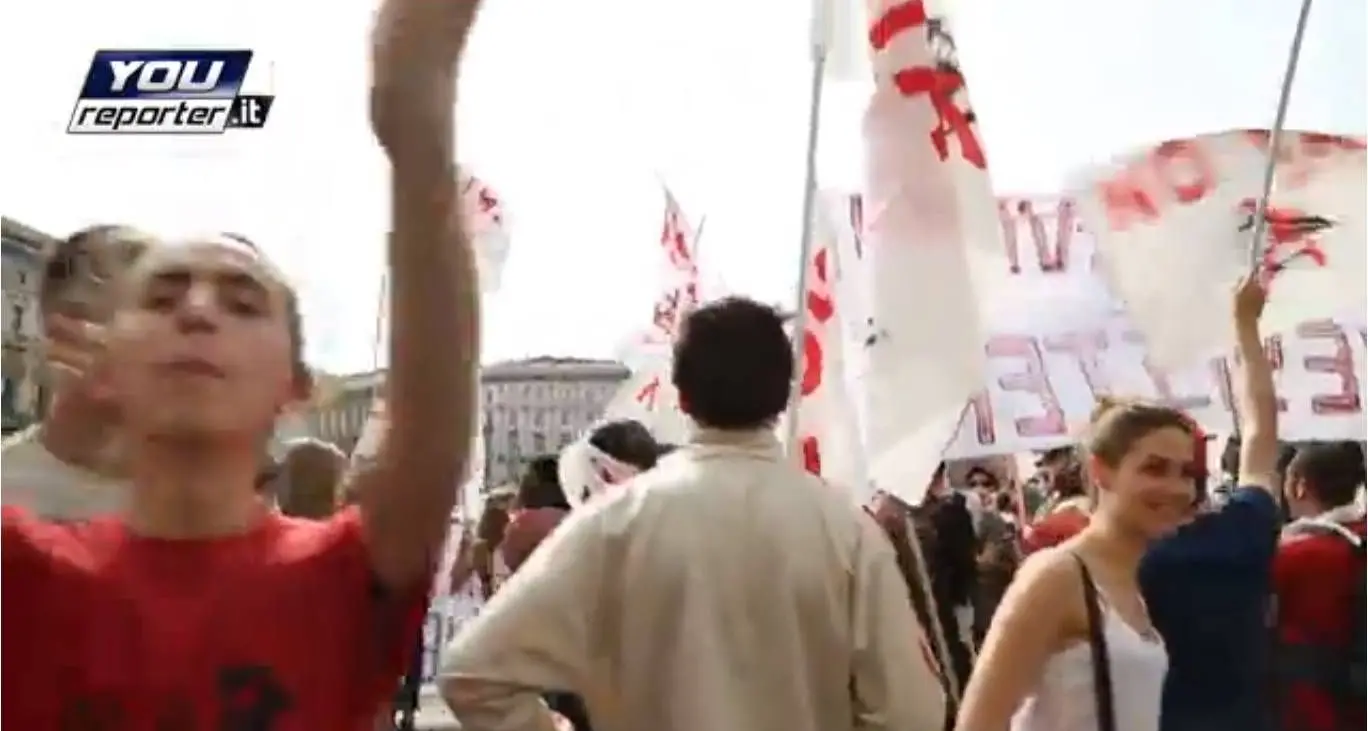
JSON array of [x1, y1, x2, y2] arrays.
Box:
[[1, 0, 1363, 375]]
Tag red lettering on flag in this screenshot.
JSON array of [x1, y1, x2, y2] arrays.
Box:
[[990, 336, 1066, 438], [869, 1, 986, 170], [1097, 140, 1215, 231], [1297, 320, 1363, 416], [1237, 199, 1332, 287], [801, 249, 836, 398], [801, 436, 823, 476], [635, 377, 660, 410]]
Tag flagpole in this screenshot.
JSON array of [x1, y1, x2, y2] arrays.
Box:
[[904, 515, 964, 706], [371, 272, 388, 372], [1247, 0, 1315, 269], [782, 1, 831, 455]]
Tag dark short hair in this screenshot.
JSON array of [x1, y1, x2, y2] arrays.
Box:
[[588, 419, 659, 471], [964, 466, 997, 487], [518, 455, 570, 510], [1036, 446, 1073, 468], [1287, 441, 1365, 508], [671, 297, 792, 430]]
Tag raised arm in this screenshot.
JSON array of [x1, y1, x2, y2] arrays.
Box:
[[358, 0, 484, 591], [1232, 275, 1275, 491]]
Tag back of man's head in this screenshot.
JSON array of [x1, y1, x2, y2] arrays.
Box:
[[1287, 441, 1365, 509], [275, 438, 348, 518], [671, 297, 792, 430]]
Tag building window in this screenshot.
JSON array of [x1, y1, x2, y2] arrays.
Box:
[[1, 377, 15, 420], [531, 431, 546, 454]]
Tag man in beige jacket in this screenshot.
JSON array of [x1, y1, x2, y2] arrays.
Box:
[[441, 296, 946, 731], [2, 225, 153, 519]]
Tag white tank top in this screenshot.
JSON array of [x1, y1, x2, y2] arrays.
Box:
[[1009, 601, 1168, 731]]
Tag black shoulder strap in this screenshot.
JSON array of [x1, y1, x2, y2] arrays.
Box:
[[1075, 554, 1117, 731]]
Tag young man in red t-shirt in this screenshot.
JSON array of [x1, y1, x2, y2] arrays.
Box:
[[1, 1, 484, 727], [1274, 441, 1367, 731]]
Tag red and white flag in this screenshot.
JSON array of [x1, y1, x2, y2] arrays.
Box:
[[859, 0, 997, 505], [562, 190, 703, 503], [1250, 133, 1366, 337], [637, 187, 704, 353], [793, 206, 872, 504], [459, 169, 512, 294], [1071, 130, 1366, 369]]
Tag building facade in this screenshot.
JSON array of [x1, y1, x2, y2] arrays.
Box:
[[305, 356, 629, 486], [2, 218, 54, 435]]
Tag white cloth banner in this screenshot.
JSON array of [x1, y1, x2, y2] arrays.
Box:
[[860, 0, 999, 505], [459, 169, 512, 294], [833, 194, 1367, 458], [793, 205, 872, 503], [1070, 130, 1367, 370]]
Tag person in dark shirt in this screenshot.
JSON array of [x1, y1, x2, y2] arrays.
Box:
[[1273, 441, 1367, 731], [921, 462, 977, 693], [518, 455, 572, 510], [1138, 276, 1281, 731], [508, 456, 595, 731]]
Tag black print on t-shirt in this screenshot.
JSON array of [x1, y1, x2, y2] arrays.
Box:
[[59, 663, 294, 731], [216, 664, 293, 731]]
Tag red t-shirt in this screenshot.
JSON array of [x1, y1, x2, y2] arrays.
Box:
[[2, 505, 428, 730], [1022, 506, 1089, 555], [1273, 516, 1367, 731]]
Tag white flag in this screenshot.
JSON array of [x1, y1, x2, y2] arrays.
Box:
[[1072, 130, 1365, 369], [860, 0, 995, 505], [792, 204, 872, 505], [459, 169, 511, 294], [816, 0, 871, 82]]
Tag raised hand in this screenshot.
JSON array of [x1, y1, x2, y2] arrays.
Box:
[[43, 314, 107, 385], [369, 0, 483, 166], [1232, 272, 1268, 330]]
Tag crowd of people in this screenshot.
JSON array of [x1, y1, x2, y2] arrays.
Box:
[[2, 1, 1364, 730]]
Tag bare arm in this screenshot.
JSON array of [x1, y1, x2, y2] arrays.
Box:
[[359, 0, 484, 590], [1232, 276, 1276, 491], [954, 551, 1077, 731]]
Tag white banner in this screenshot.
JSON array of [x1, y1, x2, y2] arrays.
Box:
[[834, 194, 1367, 458], [942, 313, 1366, 458]]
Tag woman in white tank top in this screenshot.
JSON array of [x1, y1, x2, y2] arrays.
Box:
[[955, 397, 1207, 731]]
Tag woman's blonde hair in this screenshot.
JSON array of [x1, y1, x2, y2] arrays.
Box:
[[1083, 396, 1196, 468]]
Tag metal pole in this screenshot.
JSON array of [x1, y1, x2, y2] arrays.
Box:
[[1246, 0, 1316, 269], [904, 515, 964, 706], [782, 38, 829, 455], [371, 272, 388, 372]]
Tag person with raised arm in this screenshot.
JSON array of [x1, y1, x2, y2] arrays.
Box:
[[1, 0, 482, 726], [1137, 275, 1281, 731]]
